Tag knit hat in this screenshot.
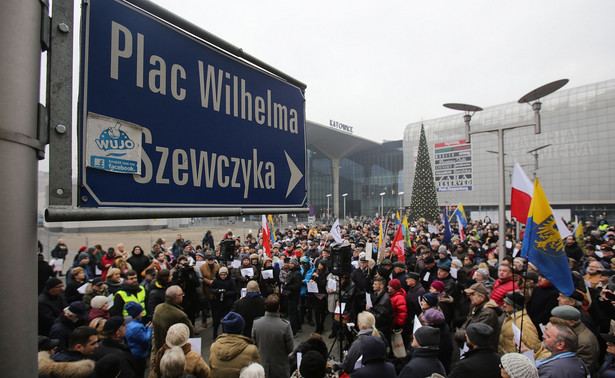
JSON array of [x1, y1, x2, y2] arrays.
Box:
[[67, 301, 88, 320], [250, 253, 259, 260], [219, 266, 229, 275], [124, 302, 144, 319], [500, 353, 539, 378], [246, 280, 260, 292], [388, 278, 401, 292], [299, 350, 327, 378], [430, 280, 445, 293], [44, 277, 63, 291], [196, 252, 205, 260], [222, 311, 245, 334], [451, 258, 463, 268], [79, 246, 88, 253], [289, 257, 299, 266], [422, 293, 439, 307], [90, 296, 109, 310], [475, 268, 490, 280], [165, 323, 190, 347], [421, 308, 445, 325], [77, 252, 90, 261], [414, 326, 440, 348], [466, 323, 493, 346], [551, 305, 581, 321], [94, 354, 122, 378], [438, 245, 448, 254]]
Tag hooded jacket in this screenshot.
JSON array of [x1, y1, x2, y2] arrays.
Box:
[[38, 351, 94, 378], [209, 334, 260, 378], [109, 282, 146, 317]]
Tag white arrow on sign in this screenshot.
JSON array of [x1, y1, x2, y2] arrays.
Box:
[[284, 150, 303, 198]]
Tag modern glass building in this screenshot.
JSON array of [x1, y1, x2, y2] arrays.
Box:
[[403, 79, 615, 223], [306, 121, 403, 219]]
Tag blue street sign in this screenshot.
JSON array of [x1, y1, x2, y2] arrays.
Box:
[[79, 0, 306, 208]]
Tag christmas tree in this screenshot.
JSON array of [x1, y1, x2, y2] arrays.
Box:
[[408, 124, 440, 221]]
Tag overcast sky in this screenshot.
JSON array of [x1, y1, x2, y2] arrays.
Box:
[[145, 0, 614, 142]]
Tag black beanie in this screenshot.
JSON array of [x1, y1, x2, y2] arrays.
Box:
[[44, 277, 63, 291]]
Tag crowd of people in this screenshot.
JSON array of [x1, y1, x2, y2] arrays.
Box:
[[36, 216, 615, 377]]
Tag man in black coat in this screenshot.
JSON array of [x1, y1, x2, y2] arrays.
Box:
[[38, 278, 66, 337], [448, 323, 501, 378], [232, 280, 265, 338], [368, 277, 393, 342], [399, 326, 446, 378], [91, 316, 136, 378], [283, 257, 303, 336]]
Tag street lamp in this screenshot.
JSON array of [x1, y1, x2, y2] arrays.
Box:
[[326, 194, 332, 220], [379, 192, 386, 217], [342, 193, 348, 220], [527, 144, 551, 180], [398, 191, 404, 213], [444, 79, 568, 263]]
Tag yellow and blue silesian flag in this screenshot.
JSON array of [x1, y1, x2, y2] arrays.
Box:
[[520, 179, 574, 296], [451, 203, 468, 228]]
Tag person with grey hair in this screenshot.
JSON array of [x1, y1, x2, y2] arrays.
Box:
[[160, 346, 186, 378], [152, 285, 194, 354], [550, 305, 599, 376], [239, 362, 265, 378], [535, 322, 589, 377]]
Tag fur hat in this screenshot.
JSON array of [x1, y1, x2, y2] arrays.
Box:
[[165, 323, 190, 347], [414, 326, 440, 348], [90, 296, 109, 310], [500, 352, 539, 378], [430, 280, 445, 293], [222, 312, 245, 334]]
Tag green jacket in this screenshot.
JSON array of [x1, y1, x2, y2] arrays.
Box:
[[152, 301, 194, 353]]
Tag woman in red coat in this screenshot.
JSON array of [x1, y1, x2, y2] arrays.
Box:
[[387, 278, 408, 329]]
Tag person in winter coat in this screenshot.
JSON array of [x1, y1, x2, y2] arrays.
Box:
[[283, 257, 303, 336], [299, 256, 315, 327], [151, 324, 212, 378], [257, 257, 279, 298], [490, 264, 519, 306], [91, 316, 137, 378], [199, 252, 220, 326], [341, 311, 384, 375], [109, 270, 147, 320], [82, 278, 109, 310], [209, 312, 261, 378], [127, 246, 150, 281], [39, 326, 98, 377], [65, 267, 88, 303], [147, 269, 173, 317], [535, 322, 590, 378], [387, 278, 408, 330], [210, 267, 237, 339], [398, 326, 446, 378], [455, 283, 502, 350], [232, 281, 265, 338], [172, 256, 202, 326], [124, 302, 152, 377], [251, 294, 294, 378], [368, 277, 393, 343], [310, 260, 330, 334], [99, 247, 121, 281], [152, 285, 195, 356], [88, 296, 111, 322], [38, 278, 67, 337], [499, 292, 550, 361], [421, 308, 453, 373], [349, 336, 396, 378], [449, 323, 501, 378], [598, 333, 615, 378], [527, 274, 560, 338], [105, 268, 124, 295], [49, 302, 88, 349]]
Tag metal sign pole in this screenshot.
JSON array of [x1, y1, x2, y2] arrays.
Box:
[[0, 0, 43, 374]]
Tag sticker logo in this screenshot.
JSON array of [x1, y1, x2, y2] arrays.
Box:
[[95, 122, 136, 156]]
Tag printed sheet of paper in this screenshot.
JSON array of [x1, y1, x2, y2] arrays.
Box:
[[261, 269, 273, 279], [241, 267, 254, 277], [307, 281, 319, 293], [188, 338, 201, 356], [327, 278, 337, 292], [366, 292, 373, 308]]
